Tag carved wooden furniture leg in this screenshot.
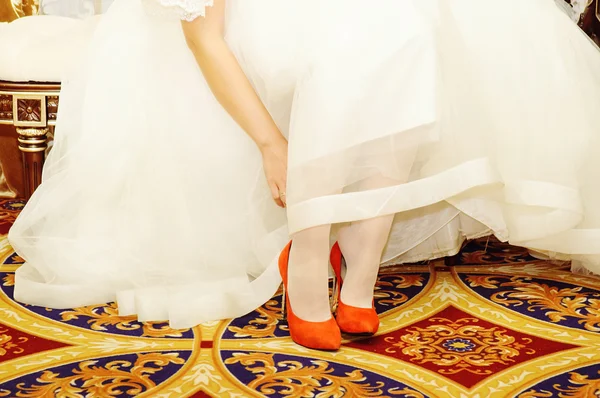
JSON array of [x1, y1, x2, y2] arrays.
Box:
[[1, 84, 60, 199], [16, 127, 48, 198]]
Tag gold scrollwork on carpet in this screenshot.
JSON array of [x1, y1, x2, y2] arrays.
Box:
[[466, 275, 503, 290], [227, 298, 284, 338], [467, 275, 600, 332], [518, 390, 554, 398], [1, 352, 185, 397], [555, 372, 600, 397], [519, 371, 600, 398], [376, 274, 426, 307], [386, 317, 533, 375], [0, 328, 27, 356], [59, 303, 188, 338], [2, 274, 14, 287], [551, 371, 600, 397], [223, 352, 424, 398]]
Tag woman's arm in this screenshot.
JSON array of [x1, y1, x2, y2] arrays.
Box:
[[181, 0, 287, 206]]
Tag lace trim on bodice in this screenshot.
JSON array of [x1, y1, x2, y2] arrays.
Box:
[[143, 0, 215, 21]]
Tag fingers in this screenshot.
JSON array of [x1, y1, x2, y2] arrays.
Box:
[[269, 182, 285, 208], [279, 180, 287, 208], [280, 191, 287, 208]]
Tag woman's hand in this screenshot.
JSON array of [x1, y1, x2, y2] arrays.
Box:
[[182, 6, 289, 207], [261, 137, 288, 208]]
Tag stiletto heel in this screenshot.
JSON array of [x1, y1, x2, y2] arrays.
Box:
[[280, 285, 286, 318], [330, 273, 339, 311], [330, 242, 380, 335], [279, 241, 341, 350]]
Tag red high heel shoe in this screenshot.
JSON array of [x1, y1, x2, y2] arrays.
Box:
[[330, 242, 380, 335], [279, 241, 341, 350]]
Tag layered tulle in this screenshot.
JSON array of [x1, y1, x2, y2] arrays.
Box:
[[380, 0, 600, 272], [8, 0, 600, 328], [9, 0, 291, 328]]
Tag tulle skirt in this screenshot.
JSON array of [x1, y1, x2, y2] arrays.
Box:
[[8, 0, 600, 328], [384, 0, 600, 272]]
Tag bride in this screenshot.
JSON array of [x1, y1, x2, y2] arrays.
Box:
[[8, 0, 600, 350]]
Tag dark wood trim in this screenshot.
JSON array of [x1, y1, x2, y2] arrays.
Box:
[[0, 81, 61, 92], [0, 80, 61, 198]]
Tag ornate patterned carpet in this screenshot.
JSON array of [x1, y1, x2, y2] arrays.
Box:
[[0, 199, 599, 397]]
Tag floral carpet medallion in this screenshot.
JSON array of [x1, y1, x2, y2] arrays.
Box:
[[0, 200, 599, 397]]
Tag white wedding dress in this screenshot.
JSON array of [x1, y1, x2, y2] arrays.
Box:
[[8, 0, 600, 328]]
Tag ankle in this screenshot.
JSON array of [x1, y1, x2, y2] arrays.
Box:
[[286, 258, 332, 322], [337, 254, 379, 307], [339, 276, 376, 309]]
